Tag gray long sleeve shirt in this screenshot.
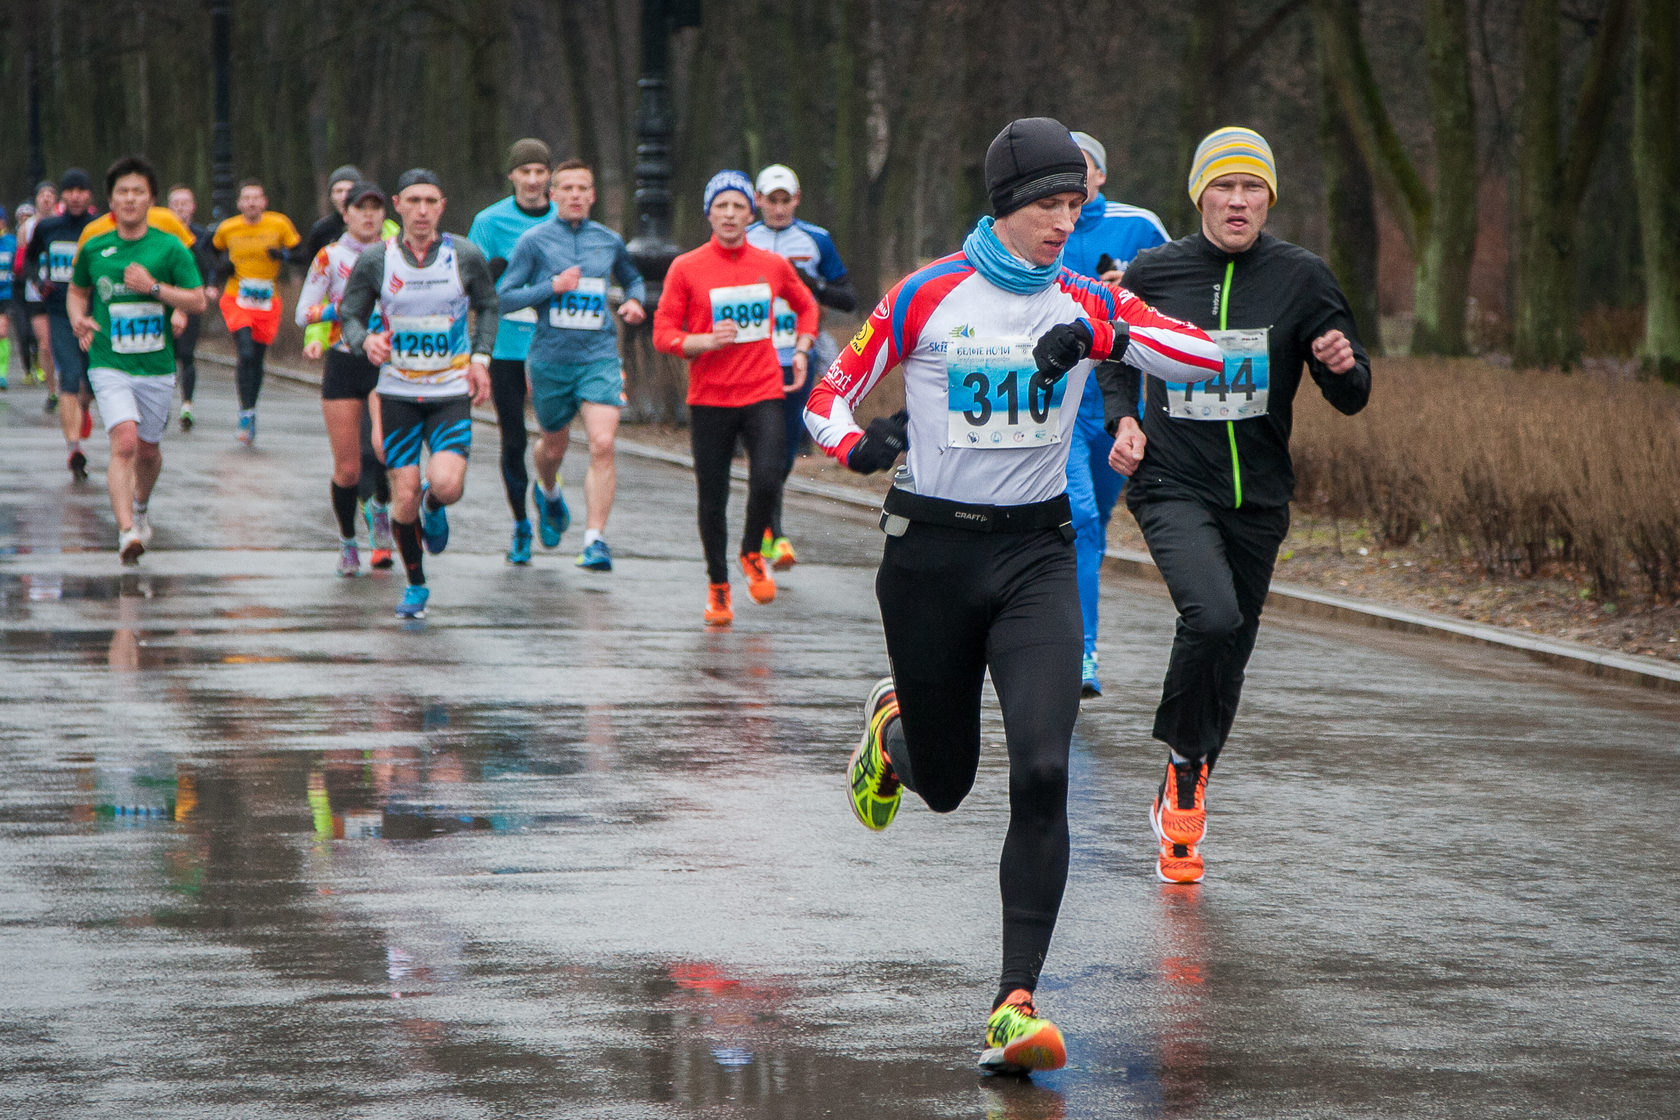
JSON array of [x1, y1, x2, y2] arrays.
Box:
[[339, 233, 500, 360], [497, 217, 645, 366]]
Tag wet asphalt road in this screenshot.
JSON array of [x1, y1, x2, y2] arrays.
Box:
[[1, 371, 1677, 1120]]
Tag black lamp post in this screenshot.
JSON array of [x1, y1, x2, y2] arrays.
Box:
[[625, 0, 699, 308], [209, 0, 235, 220]]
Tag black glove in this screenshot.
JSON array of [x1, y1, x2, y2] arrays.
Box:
[[1030, 319, 1094, 397], [797, 268, 826, 298], [267, 247, 288, 261], [846, 410, 909, 474]]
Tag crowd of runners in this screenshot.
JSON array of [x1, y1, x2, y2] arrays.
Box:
[[6, 117, 1371, 1077]]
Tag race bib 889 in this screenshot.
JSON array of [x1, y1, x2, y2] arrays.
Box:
[[709, 283, 773, 344]]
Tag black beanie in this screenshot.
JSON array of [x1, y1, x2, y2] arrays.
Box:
[[985, 118, 1087, 217]]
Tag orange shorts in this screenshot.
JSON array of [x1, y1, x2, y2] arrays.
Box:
[[220, 285, 283, 345]]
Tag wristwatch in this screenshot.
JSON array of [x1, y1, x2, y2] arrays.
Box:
[[150, 283, 161, 297]]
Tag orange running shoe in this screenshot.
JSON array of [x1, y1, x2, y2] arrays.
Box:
[[739, 552, 776, 604], [703, 582, 733, 626], [1156, 837, 1205, 884], [369, 548, 394, 570], [79, 404, 93, 440], [1151, 759, 1208, 847]]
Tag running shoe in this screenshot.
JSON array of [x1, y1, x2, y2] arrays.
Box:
[[1155, 837, 1205, 884], [236, 409, 256, 445], [703, 582, 733, 626], [178, 402, 194, 431], [979, 990, 1067, 1075], [534, 483, 570, 548], [419, 481, 448, 554], [117, 527, 144, 566], [576, 539, 612, 572], [1081, 653, 1102, 699], [132, 508, 152, 545], [739, 551, 776, 604], [395, 584, 429, 619], [337, 540, 360, 577], [507, 520, 533, 565], [370, 548, 394, 570], [45, 392, 58, 413], [366, 500, 395, 550], [1151, 759, 1208, 848], [848, 677, 902, 831], [68, 449, 88, 482], [769, 534, 797, 571], [0, 371, 9, 390], [79, 406, 93, 440], [32, 365, 46, 385]]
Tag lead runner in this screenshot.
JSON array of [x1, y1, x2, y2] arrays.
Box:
[[805, 118, 1223, 1074]]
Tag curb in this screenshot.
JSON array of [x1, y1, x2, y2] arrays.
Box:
[[224, 352, 1680, 695]]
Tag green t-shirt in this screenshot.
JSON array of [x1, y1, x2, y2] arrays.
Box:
[[71, 226, 202, 377]]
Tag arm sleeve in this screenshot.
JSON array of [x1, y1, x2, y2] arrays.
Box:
[[1301, 259, 1372, 415], [494, 234, 551, 313], [651, 259, 693, 356], [295, 248, 334, 327], [812, 231, 857, 312], [1108, 285, 1223, 382], [454, 239, 500, 355], [805, 282, 907, 465], [337, 247, 385, 355], [613, 239, 647, 305]]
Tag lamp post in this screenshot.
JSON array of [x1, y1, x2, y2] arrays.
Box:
[[624, 0, 691, 307], [210, 0, 234, 221]]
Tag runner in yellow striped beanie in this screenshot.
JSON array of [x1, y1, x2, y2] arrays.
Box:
[[1187, 127, 1277, 207]]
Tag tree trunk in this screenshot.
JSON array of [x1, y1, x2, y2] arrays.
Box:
[[1411, 0, 1478, 356], [1317, 5, 1382, 355], [1173, 1, 1230, 238], [1632, 0, 1680, 382]]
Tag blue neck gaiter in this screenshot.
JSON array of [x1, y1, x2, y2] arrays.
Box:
[[963, 216, 1063, 295]]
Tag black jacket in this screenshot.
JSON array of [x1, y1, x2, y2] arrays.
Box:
[[1115, 230, 1371, 510]]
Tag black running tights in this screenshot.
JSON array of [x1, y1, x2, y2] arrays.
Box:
[[689, 400, 785, 584], [489, 358, 529, 521], [875, 521, 1081, 999], [234, 327, 267, 410]]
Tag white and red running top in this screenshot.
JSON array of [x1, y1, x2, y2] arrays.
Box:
[[805, 252, 1222, 507]]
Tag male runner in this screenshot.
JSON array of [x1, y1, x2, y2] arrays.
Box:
[[745, 163, 857, 570], [338, 169, 497, 619], [467, 139, 555, 564], [18, 182, 58, 399], [67, 156, 206, 564], [805, 118, 1220, 1072], [7, 202, 41, 387], [166, 185, 218, 429], [1062, 130, 1170, 698], [26, 169, 99, 478], [1114, 127, 1371, 884], [298, 180, 393, 576], [497, 159, 646, 572], [652, 170, 817, 624], [212, 179, 301, 445], [301, 165, 365, 264]]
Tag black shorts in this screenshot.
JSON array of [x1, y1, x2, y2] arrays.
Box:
[[378, 393, 473, 469], [24, 300, 46, 317], [321, 348, 381, 400]]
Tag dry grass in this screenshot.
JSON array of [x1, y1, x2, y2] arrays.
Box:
[[1292, 357, 1680, 605]]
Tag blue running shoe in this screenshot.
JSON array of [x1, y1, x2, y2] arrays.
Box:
[[507, 520, 533, 565], [1081, 653, 1102, 699], [395, 584, 429, 619], [534, 482, 570, 549], [419, 480, 449, 554], [576, 538, 612, 572]]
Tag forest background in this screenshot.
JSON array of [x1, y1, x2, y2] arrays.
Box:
[[2, 0, 1679, 648]]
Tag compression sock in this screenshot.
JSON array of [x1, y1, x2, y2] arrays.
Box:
[[331, 482, 360, 539], [393, 519, 425, 585]]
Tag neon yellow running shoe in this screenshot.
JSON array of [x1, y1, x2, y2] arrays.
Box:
[[848, 677, 901, 830], [979, 989, 1067, 1075]]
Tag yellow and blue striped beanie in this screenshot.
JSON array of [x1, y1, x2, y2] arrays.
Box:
[[1187, 127, 1277, 208]]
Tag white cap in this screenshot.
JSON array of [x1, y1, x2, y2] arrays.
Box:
[[755, 164, 800, 197]]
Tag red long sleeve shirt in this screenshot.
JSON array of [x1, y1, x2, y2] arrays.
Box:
[[653, 236, 819, 407]]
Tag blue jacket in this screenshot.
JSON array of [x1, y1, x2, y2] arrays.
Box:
[[1062, 194, 1169, 283], [497, 217, 646, 366], [468, 195, 555, 361]]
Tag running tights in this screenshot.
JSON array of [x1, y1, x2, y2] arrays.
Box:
[[489, 358, 528, 522], [234, 327, 267, 410], [689, 400, 784, 584], [175, 313, 201, 401], [875, 521, 1081, 1000]]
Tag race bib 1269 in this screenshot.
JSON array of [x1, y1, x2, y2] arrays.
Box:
[[1163, 327, 1270, 420], [387, 313, 462, 375], [709, 283, 773, 344], [946, 337, 1065, 449]]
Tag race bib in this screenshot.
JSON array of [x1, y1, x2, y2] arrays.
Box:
[[109, 301, 167, 355], [946, 337, 1065, 449], [1164, 328, 1270, 420], [388, 314, 459, 375], [502, 306, 539, 325], [770, 297, 798, 350], [549, 276, 607, 331], [709, 283, 772, 343], [235, 278, 274, 311], [46, 240, 78, 284]]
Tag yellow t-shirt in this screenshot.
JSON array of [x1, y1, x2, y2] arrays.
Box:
[[77, 207, 196, 249], [211, 211, 301, 281]]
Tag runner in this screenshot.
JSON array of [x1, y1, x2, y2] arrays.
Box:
[[651, 170, 817, 624], [1062, 130, 1170, 698], [301, 165, 365, 264], [165, 185, 218, 430], [467, 139, 555, 564], [1114, 127, 1371, 884], [297, 180, 394, 577], [211, 178, 301, 445], [497, 158, 646, 572], [0, 208, 13, 389], [7, 202, 41, 387], [19, 182, 59, 400], [66, 156, 206, 564], [338, 169, 497, 620], [746, 163, 857, 570], [803, 118, 1221, 1072], [25, 169, 99, 479]]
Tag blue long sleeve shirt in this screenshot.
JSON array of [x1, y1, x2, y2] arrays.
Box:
[[497, 217, 646, 366]]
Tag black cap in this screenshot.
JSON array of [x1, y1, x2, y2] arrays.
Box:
[[984, 118, 1086, 217], [394, 168, 443, 195], [59, 168, 93, 192], [344, 181, 386, 208]]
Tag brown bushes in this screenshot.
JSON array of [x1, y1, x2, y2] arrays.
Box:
[[1291, 358, 1680, 604]]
